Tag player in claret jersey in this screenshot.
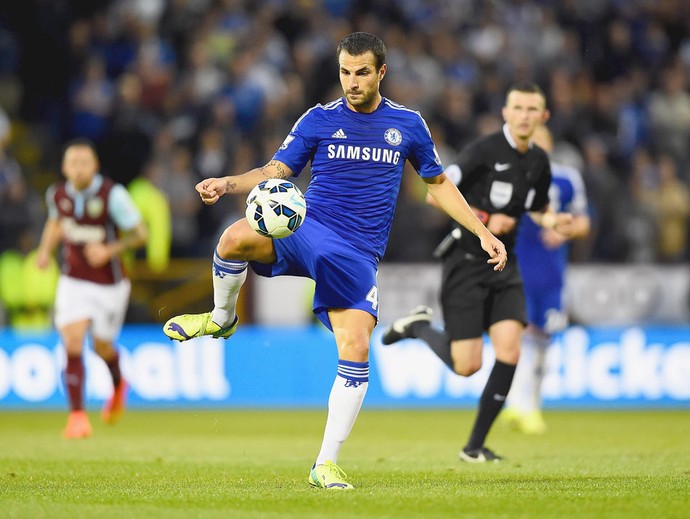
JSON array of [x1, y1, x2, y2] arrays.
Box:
[[37, 139, 147, 439], [163, 32, 507, 489]]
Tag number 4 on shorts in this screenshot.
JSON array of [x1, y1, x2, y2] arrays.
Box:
[[366, 285, 378, 310]]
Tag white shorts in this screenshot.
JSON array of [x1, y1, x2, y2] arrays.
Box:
[[54, 275, 131, 341]]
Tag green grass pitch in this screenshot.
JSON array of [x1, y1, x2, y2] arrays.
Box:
[[1, 409, 688, 518]]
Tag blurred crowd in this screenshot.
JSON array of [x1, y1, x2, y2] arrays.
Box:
[[1, 0, 690, 265]]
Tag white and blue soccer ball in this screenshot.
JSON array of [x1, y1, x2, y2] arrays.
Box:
[[245, 179, 306, 238]]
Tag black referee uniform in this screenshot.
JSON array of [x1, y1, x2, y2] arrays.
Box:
[[440, 125, 551, 339], [382, 81, 554, 462]]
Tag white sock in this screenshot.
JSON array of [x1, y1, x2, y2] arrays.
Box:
[[210, 249, 247, 327], [315, 360, 369, 466], [531, 332, 550, 411], [507, 328, 537, 413]]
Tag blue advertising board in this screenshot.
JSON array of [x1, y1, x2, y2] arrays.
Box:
[[0, 324, 688, 409]]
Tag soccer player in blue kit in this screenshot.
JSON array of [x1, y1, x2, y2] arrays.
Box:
[[504, 125, 590, 434], [164, 32, 507, 489]]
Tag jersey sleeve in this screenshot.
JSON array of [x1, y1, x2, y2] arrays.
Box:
[[530, 157, 552, 211], [565, 167, 589, 215], [272, 107, 319, 177], [45, 184, 58, 220], [408, 113, 444, 178], [452, 139, 486, 188], [108, 184, 143, 230]]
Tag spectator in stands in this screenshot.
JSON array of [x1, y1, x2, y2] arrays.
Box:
[[623, 147, 659, 263], [162, 144, 201, 256], [580, 135, 627, 261], [648, 60, 690, 170], [68, 55, 115, 142], [641, 153, 690, 262]]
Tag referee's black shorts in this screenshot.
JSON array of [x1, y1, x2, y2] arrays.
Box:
[[440, 248, 527, 341]]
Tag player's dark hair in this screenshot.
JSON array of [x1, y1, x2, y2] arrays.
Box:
[[506, 81, 547, 104], [62, 138, 99, 158], [337, 32, 387, 70]]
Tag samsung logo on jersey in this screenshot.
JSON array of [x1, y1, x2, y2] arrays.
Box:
[[327, 144, 401, 164]]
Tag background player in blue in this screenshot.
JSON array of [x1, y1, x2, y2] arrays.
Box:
[[163, 32, 507, 489], [504, 125, 590, 434]]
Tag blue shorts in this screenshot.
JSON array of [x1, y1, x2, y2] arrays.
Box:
[[523, 281, 566, 333], [250, 218, 379, 331]]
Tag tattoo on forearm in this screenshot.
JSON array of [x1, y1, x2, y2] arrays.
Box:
[[261, 160, 288, 179]]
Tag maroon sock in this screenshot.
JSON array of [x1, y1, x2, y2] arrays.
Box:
[[65, 355, 85, 411], [104, 351, 122, 388]]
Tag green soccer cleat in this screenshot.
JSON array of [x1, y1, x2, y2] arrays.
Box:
[[500, 408, 547, 435], [163, 312, 238, 342], [500, 406, 524, 429], [517, 410, 547, 435], [308, 460, 354, 490]]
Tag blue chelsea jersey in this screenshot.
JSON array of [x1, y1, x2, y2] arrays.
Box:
[[516, 161, 589, 288], [272, 97, 444, 258]]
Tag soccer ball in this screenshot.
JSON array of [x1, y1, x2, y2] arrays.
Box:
[[245, 179, 307, 238]]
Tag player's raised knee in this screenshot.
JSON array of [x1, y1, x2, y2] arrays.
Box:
[[217, 221, 265, 258]]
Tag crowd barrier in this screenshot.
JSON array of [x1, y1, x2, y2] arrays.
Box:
[[1, 324, 688, 409]]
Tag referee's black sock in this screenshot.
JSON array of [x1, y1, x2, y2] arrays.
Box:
[[409, 322, 454, 370], [465, 360, 516, 451]]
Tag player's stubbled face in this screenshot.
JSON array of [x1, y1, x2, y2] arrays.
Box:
[[339, 51, 385, 113], [62, 146, 98, 190], [503, 91, 546, 141]]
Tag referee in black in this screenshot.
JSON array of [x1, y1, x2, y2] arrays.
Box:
[[383, 81, 574, 462]]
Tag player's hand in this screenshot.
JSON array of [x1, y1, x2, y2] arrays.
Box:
[[487, 213, 517, 236], [481, 233, 508, 272], [83, 242, 112, 268], [552, 212, 576, 238], [196, 178, 228, 205], [541, 227, 568, 249]]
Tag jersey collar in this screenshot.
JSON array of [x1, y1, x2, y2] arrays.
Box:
[[66, 174, 104, 219], [342, 95, 385, 116], [66, 173, 103, 198], [502, 124, 534, 151]]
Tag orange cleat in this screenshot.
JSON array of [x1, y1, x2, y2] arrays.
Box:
[[101, 379, 127, 425], [63, 410, 92, 439]]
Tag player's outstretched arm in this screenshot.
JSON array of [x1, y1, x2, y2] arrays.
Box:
[[36, 218, 62, 269], [424, 173, 507, 271], [196, 160, 294, 205]]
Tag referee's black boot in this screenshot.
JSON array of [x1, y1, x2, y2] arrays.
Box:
[[459, 446, 503, 463], [381, 306, 433, 345]]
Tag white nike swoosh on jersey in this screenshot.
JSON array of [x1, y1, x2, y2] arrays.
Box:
[[494, 162, 511, 171]]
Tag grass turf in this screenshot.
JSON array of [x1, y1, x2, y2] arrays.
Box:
[[1, 409, 688, 518]]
